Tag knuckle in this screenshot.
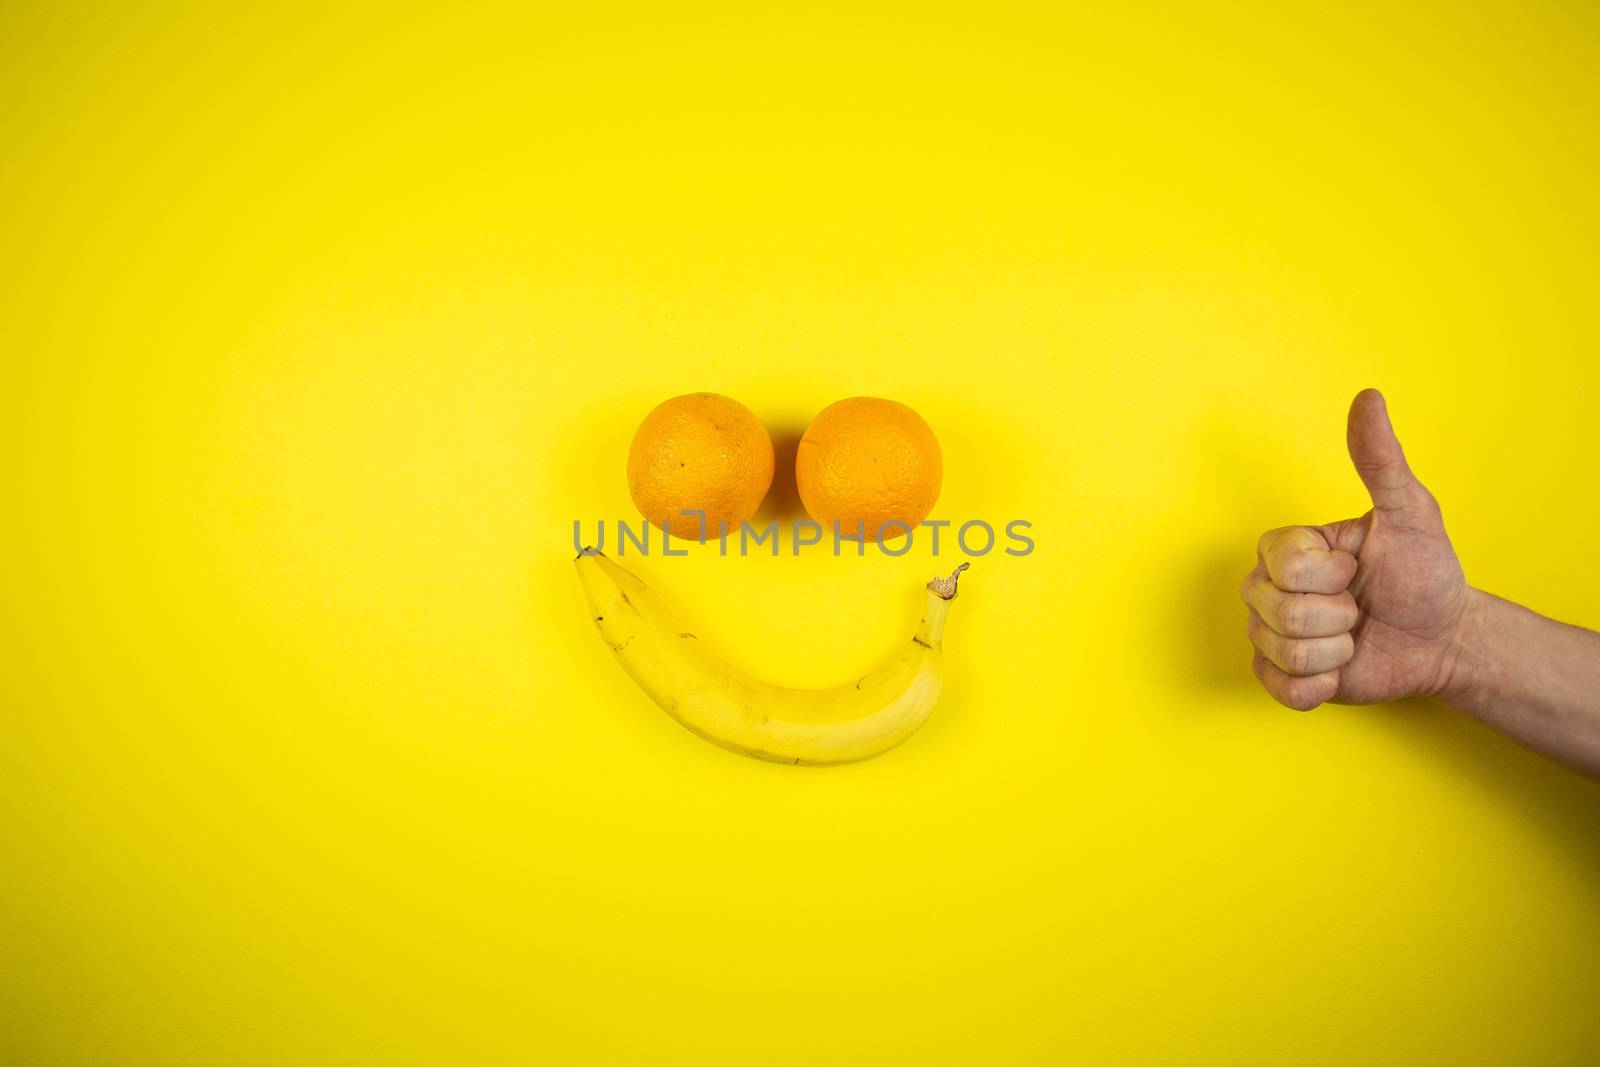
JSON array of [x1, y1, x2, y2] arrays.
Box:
[[1332, 551, 1356, 580], [1275, 595, 1306, 635], [1259, 526, 1304, 560], [1335, 592, 1360, 627], [1285, 639, 1313, 675], [1284, 679, 1326, 711], [1279, 550, 1308, 587]]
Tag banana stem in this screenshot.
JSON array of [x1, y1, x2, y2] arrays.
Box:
[[916, 564, 968, 647], [926, 562, 970, 600]]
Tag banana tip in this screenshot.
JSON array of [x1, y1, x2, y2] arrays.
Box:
[[927, 562, 970, 600]]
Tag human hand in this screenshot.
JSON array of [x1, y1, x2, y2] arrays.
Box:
[[1241, 389, 1471, 710]]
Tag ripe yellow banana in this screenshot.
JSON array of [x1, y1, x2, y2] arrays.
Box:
[[575, 550, 968, 765]]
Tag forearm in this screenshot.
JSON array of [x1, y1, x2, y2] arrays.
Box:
[[1437, 589, 1600, 779]]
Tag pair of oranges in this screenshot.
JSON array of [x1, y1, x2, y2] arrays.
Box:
[[626, 393, 942, 542]]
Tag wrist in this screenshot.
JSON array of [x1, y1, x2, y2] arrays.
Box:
[[1431, 586, 1492, 709]]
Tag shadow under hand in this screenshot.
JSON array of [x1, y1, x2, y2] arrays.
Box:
[[1183, 544, 1258, 695]]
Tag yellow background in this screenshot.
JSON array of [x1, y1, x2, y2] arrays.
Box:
[[5, 3, 1600, 1064]]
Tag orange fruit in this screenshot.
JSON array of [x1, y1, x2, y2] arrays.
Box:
[[795, 397, 942, 541], [627, 393, 774, 539]]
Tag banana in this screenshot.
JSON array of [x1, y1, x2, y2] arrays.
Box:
[[575, 549, 968, 765]]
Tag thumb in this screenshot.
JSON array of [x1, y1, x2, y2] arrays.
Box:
[[1347, 388, 1427, 514]]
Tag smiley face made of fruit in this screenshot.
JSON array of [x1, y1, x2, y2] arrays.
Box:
[[581, 392, 963, 764]]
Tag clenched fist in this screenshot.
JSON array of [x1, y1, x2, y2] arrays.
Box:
[[1241, 389, 1471, 711]]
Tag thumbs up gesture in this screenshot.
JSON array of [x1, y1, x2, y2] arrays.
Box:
[[1241, 390, 1472, 710]]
